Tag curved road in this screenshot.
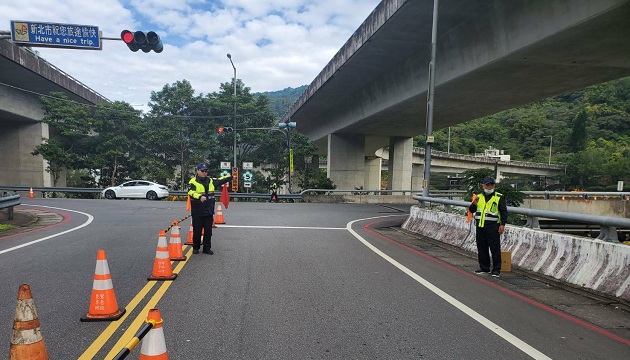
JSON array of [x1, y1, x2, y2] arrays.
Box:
[[0, 198, 628, 359]]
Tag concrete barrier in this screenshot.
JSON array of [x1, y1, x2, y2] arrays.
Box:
[[402, 206, 630, 302]]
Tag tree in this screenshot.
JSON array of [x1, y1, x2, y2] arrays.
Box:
[[91, 101, 144, 186], [569, 110, 588, 153], [32, 92, 93, 185], [145, 80, 215, 189]]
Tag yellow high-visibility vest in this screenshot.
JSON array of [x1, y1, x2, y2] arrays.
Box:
[[474, 191, 503, 227]]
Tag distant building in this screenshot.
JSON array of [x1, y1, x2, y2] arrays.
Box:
[[475, 147, 511, 161]]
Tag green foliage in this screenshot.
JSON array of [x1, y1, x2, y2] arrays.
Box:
[[32, 92, 93, 185], [34, 80, 321, 193], [297, 168, 336, 190], [35, 73, 630, 193], [256, 86, 308, 118], [430, 76, 630, 189]]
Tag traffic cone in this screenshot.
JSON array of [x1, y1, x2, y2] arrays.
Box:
[[9, 284, 49, 360], [139, 308, 168, 359], [81, 249, 126, 322], [168, 221, 186, 261], [185, 221, 194, 245], [148, 230, 177, 281], [215, 202, 226, 224], [29, 187, 34, 198]]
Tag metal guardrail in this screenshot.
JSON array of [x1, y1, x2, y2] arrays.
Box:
[[300, 189, 417, 195], [0, 192, 21, 220], [0, 186, 303, 201], [412, 195, 630, 242]]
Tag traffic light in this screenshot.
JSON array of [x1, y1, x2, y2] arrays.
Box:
[[218, 127, 233, 134], [120, 30, 163, 53]]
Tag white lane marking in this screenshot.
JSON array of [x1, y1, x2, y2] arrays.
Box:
[[217, 225, 346, 230], [347, 215, 551, 360], [0, 204, 94, 256]]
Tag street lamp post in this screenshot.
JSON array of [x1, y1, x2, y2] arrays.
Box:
[[227, 53, 237, 170], [278, 121, 297, 193]]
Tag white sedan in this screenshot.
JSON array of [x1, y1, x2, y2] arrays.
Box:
[[102, 180, 169, 200]]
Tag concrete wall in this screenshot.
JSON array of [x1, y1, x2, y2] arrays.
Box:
[[402, 206, 630, 301]]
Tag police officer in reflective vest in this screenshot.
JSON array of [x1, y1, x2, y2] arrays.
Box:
[[270, 182, 278, 203], [469, 177, 508, 277], [188, 163, 232, 255]]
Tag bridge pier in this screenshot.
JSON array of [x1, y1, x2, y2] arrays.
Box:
[[386, 137, 412, 192], [327, 134, 366, 190], [0, 121, 55, 186]]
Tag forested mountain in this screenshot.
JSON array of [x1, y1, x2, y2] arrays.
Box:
[[255, 85, 308, 118], [429, 76, 630, 190], [257, 77, 630, 190]]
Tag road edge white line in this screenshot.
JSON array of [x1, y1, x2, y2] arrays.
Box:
[[0, 204, 94, 255], [346, 215, 551, 360]]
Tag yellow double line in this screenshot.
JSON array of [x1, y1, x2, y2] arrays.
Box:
[[79, 247, 193, 359]]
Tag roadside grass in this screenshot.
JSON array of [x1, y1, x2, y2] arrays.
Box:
[[0, 224, 13, 231]]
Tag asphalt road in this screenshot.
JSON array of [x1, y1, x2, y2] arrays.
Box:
[[0, 199, 628, 359]]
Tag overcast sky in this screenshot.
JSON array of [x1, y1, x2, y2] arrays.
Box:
[[1, 0, 381, 111]]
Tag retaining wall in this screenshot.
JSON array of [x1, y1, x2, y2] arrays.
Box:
[[402, 206, 630, 302]]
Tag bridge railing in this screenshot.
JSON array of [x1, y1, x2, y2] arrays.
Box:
[[412, 195, 630, 242]]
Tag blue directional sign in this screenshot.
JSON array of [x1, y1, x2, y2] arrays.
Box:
[[10, 20, 101, 50]]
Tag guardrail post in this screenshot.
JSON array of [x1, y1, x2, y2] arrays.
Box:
[[444, 204, 452, 213], [524, 215, 540, 229], [596, 226, 618, 242], [7, 206, 14, 220]]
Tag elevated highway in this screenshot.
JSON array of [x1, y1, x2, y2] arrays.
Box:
[[283, 0, 630, 191], [0, 39, 108, 187]]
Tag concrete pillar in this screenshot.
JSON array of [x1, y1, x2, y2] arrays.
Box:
[[387, 137, 413, 192], [327, 134, 365, 190], [412, 164, 424, 191], [0, 121, 51, 186], [364, 157, 381, 191]]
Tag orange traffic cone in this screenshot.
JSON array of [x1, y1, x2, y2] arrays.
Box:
[[9, 284, 49, 360], [215, 202, 226, 224], [148, 230, 177, 281], [185, 221, 194, 245], [168, 221, 186, 261], [29, 187, 34, 198], [140, 309, 168, 359], [81, 249, 126, 322]]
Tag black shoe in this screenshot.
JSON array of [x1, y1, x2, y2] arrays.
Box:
[[490, 270, 500, 277], [192, 249, 199, 254], [202, 249, 214, 255], [474, 269, 489, 275]]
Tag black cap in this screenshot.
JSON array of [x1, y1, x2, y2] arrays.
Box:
[[483, 177, 495, 185]]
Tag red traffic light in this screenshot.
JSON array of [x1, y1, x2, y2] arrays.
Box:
[[120, 30, 162, 53], [121, 30, 134, 44], [218, 127, 233, 133], [121, 30, 138, 52]]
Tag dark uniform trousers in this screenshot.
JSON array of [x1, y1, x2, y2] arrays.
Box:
[[192, 214, 213, 251], [476, 222, 502, 272]]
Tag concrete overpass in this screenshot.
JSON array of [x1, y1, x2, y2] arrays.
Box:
[[283, 0, 630, 191], [0, 39, 108, 186], [378, 147, 565, 189]]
